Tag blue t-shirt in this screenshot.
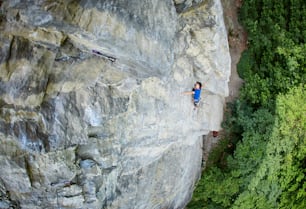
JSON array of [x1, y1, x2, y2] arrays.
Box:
[[194, 89, 201, 101]]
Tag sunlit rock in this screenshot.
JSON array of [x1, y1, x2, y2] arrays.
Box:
[[0, 0, 230, 208]]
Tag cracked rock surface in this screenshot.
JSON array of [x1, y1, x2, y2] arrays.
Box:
[[0, 0, 230, 208]]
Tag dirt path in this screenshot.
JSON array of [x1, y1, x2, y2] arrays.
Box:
[[202, 0, 247, 164], [222, 0, 247, 102]]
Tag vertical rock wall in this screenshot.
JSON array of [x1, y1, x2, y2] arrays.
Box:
[[0, 0, 230, 208]]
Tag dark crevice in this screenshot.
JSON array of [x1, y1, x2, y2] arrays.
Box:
[[41, 75, 51, 102], [24, 157, 34, 187], [5, 36, 14, 78], [92, 50, 116, 62]]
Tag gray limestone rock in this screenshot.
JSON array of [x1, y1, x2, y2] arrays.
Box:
[[0, 0, 230, 208], [174, 0, 206, 13]]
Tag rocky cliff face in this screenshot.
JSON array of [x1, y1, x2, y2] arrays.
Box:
[[0, 0, 230, 208]]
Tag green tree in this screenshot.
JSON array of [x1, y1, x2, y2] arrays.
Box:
[[232, 85, 306, 209]]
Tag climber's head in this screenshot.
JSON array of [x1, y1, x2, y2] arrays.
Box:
[[194, 81, 202, 89]]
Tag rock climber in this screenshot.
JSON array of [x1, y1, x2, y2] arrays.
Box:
[[182, 81, 202, 108]]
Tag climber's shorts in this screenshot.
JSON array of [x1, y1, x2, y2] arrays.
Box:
[[194, 100, 200, 107]]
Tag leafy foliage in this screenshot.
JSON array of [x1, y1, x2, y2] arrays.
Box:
[[231, 85, 306, 209], [237, 0, 306, 107]]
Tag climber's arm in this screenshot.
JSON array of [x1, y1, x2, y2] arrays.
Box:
[[181, 91, 195, 95]]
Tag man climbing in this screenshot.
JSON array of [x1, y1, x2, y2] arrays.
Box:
[[182, 81, 202, 108]]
